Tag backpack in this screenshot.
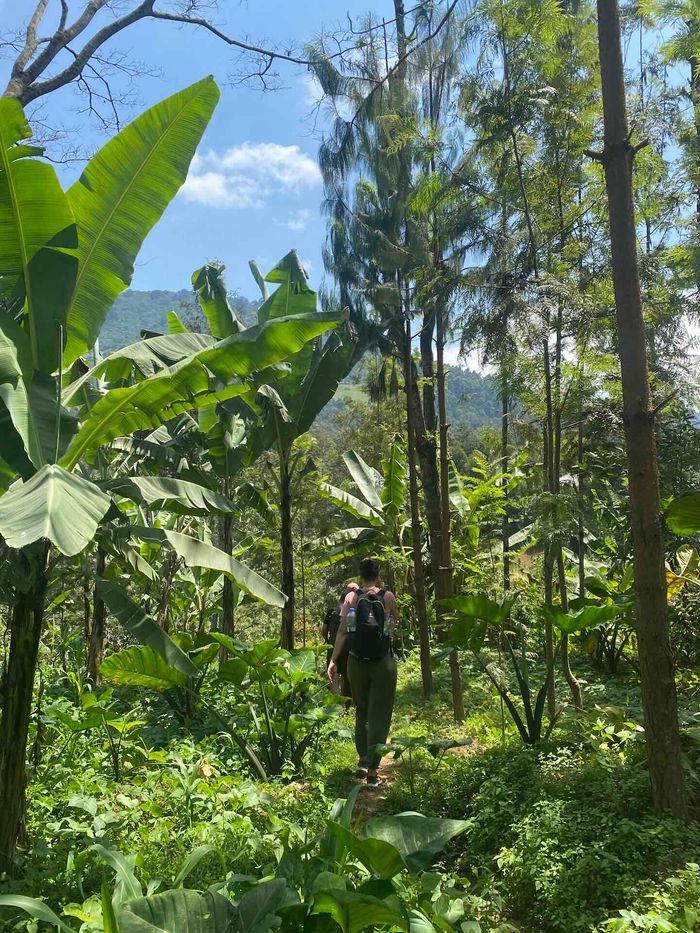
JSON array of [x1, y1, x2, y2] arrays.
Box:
[[348, 589, 391, 661], [324, 605, 342, 645]]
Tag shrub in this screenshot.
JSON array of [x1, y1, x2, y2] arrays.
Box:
[[397, 742, 700, 933]]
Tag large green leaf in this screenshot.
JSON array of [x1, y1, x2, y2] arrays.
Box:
[[96, 580, 198, 677], [0, 464, 110, 555], [311, 889, 407, 933], [100, 646, 188, 691], [0, 895, 76, 932], [90, 843, 142, 904], [257, 250, 315, 323], [666, 492, 700, 537], [131, 527, 285, 607], [64, 332, 216, 403], [314, 527, 380, 566], [320, 482, 383, 524], [327, 821, 406, 879], [119, 890, 236, 933], [343, 450, 384, 511], [61, 312, 342, 469], [192, 263, 244, 339], [0, 313, 42, 468], [294, 331, 353, 437], [442, 593, 516, 625], [0, 97, 78, 375], [105, 476, 233, 515], [362, 814, 471, 874], [544, 603, 627, 634], [236, 879, 298, 932], [381, 436, 407, 521], [64, 77, 220, 365]]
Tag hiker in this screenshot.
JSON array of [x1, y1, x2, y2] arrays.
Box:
[[322, 583, 357, 698], [327, 558, 398, 787]]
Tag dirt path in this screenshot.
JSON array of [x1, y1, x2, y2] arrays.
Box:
[[351, 757, 398, 823]]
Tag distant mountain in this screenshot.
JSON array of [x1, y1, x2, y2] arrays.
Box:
[[99, 289, 259, 354], [98, 290, 499, 444]]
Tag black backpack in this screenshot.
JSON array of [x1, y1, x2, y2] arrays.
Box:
[[324, 605, 342, 645], [348, 590, 391, 661]]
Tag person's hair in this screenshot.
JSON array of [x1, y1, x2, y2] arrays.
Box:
[[359, 557, 380, 582], [342, 582, 360, 598]]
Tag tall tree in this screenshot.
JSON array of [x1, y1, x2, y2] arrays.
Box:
[[589, 0, 686, 816]]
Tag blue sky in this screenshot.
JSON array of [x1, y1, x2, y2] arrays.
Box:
[[2, 0, 376, 297]]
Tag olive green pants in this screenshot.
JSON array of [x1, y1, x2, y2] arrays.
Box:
[[347, 653, 397, 769]]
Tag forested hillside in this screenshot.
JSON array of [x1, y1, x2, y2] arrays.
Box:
[[100, 288, 260, 352], [103, 289, 501, 446]]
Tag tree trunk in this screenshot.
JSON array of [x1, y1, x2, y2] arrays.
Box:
[[157, 551, 177, 632], [0, 549, 48, 869], [280, 450, 295, 649], [501, 368, 510, 592], [557, 547, 583, 710], [436, 304, 464, 722], [542, 400, 557, 721], [577, 395, 586, 598], [594, 0, 686, 817], [410, 372, 443, 585], [86, 547, 107, 686], [543, 541, 557, 720], [403, 316, 433, 697], [219, 514, 234, 664]]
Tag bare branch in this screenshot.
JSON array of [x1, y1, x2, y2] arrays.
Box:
[[13, 0, 50, 73]]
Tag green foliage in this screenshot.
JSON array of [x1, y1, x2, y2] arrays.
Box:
[[407, 737, 700, 933], [1, 789, 471, 932], [444, 592, 553, 744], [602, 862, 700, 932]]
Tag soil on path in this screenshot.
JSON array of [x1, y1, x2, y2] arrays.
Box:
[[351, 757, 398, 822]]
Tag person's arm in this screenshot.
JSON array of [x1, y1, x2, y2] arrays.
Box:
[[385, 591, 399, 626], [328, 596, 352, 680], [321, 621, 329, 643]]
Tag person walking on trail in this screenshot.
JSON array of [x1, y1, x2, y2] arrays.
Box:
[[322, 583, 357, 699], [327, 558, 398, 787]]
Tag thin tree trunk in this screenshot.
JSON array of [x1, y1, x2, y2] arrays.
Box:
[[86, 547, 107, 686], [542, 421, 557, 721], [410, 372, 443, 585], [300, 512, 307, 648], [280, 450, 295, 649], [436, 303, 464, 722], [577, 393, 586, 598], [557, 547, 583, 710], [219, 514, 234, 664], [594, 0, 686, 816], [553, 301, 582, 710], [403, 314, 433, 697], [501, 368, 510, 593], [157, 551, 177, 633], [542, 342, 557, 719], [0, 548, 48, 869]]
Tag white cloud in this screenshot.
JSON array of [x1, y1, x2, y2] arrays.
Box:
[[275, 209, 312, 232], [181, 143, 321, 209]]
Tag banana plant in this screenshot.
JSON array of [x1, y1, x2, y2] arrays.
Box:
[[231, 253, 357, 648], [0, 86, 341, 867], [316, 437, 409, 578], [0, 79, 213, 867]]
